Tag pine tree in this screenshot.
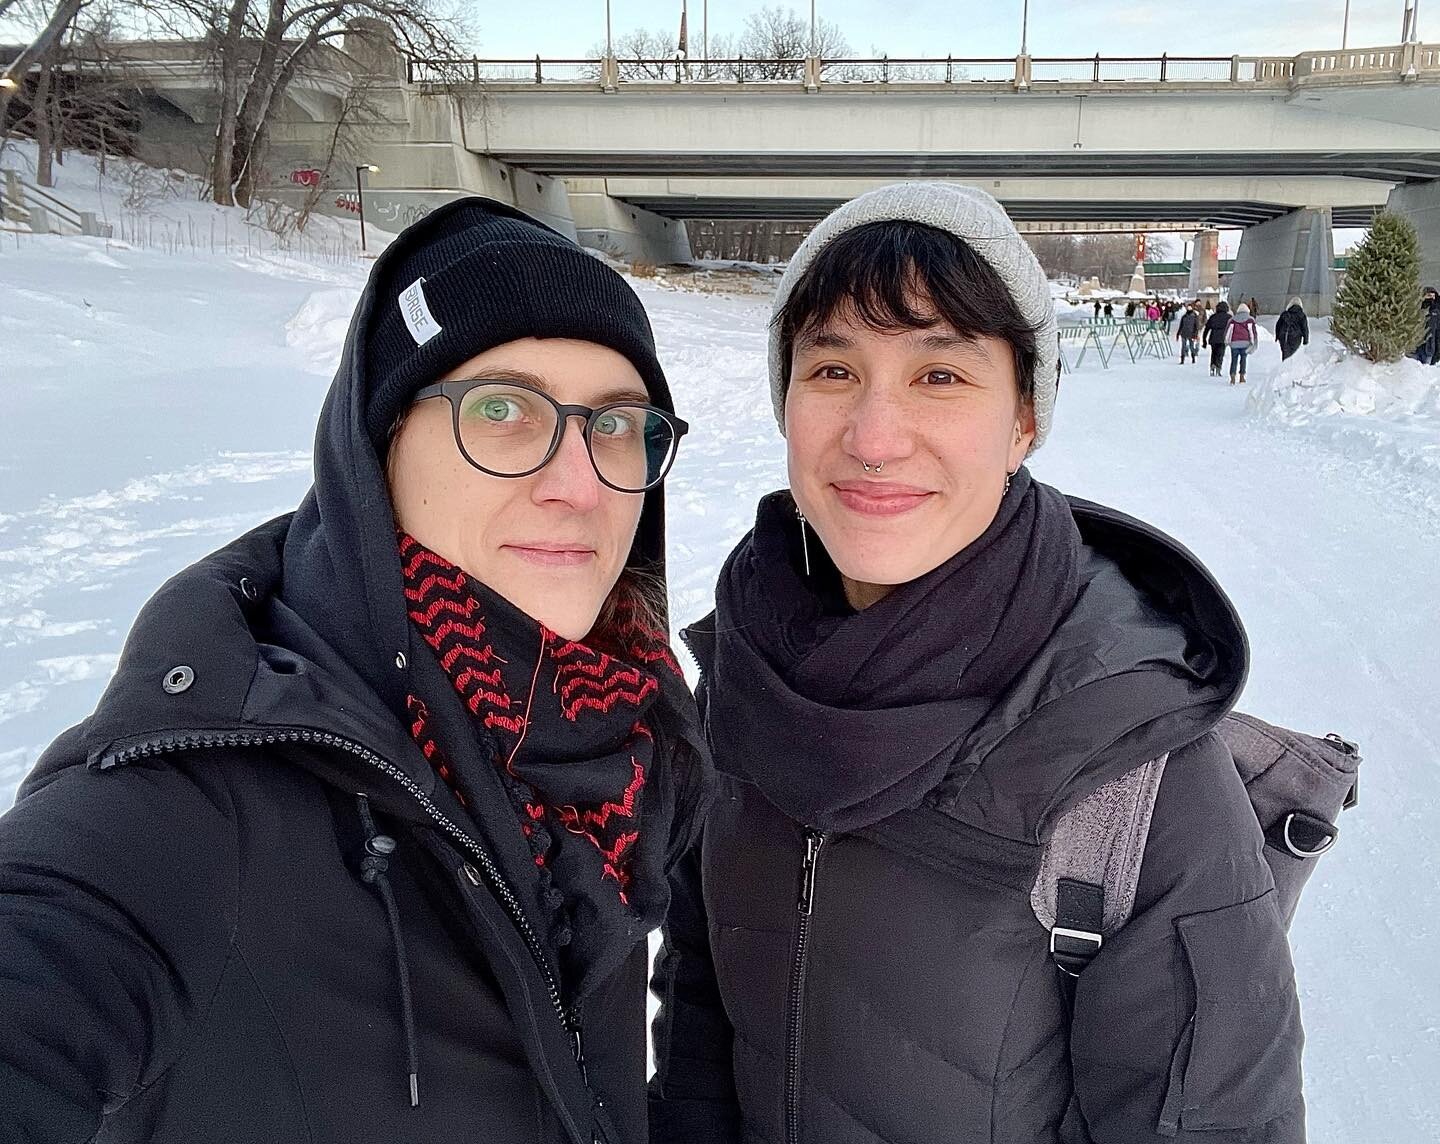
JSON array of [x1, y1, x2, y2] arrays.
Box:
[[1331, 211, 1427, 363]]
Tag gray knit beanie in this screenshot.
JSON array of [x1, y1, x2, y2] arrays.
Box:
[[768, 182, 1058, 452]]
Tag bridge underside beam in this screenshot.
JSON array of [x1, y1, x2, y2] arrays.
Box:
[[498, 150, 1440, 182], [607, 195, 1377, 229], [591, 175, 1385, 229]]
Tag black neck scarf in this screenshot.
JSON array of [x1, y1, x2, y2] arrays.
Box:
[[707, 468, 1083, 832]]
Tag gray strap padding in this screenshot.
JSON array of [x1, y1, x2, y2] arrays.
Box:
[[1031, 754, 1169, 935]]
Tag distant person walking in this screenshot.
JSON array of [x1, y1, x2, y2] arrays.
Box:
[[1125, 300, 1138, 318], [1203, 299, 1231, 376], [1416, 286, 1440, 365], [1274, 298, 1310, 361], [1226, 302, 1259, 384], [1145, 301, 1161, 321], [1093, 298, 1102, 318], [1103, 300, 1114, 317], [1248, 296, 1261, 318], [1177, 302, 1202, 364]]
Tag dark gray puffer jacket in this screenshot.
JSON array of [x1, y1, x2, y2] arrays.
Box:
[[649, 501, 1305, 1144]]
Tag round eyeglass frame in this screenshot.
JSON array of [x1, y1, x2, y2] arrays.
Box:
[[410, 377, 689, 494]]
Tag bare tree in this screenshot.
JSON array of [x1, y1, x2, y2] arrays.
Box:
[[0, 0, 85, 135], [588, 27, 675, 81], [145, 0, 463, 207], [736, 5, 849, 80], [1027, 233, 1150, 286]]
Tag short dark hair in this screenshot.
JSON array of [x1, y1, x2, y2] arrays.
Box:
[[774, 221, 1040, 406]]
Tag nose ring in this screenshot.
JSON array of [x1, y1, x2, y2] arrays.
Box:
[[862, 461, 884, 474]]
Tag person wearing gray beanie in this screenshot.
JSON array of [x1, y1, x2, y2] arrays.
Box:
[[650, 182, 1301, 1144]]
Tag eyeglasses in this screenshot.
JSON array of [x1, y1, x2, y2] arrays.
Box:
[[411, 378, 689, 494]]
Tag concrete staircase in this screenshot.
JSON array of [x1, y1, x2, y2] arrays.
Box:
[[1, 168, 112, 237]]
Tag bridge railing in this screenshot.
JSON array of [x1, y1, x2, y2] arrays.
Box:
[[404, 43, 1438, 88], [818, 57, 1016, 83]]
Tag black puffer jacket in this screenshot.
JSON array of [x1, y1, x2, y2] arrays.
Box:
[[649, 500, 1305, 1144], [1275, 304, 1309, 357], [1202, 305, 1231, 347], [0, 202, 704, 1144]]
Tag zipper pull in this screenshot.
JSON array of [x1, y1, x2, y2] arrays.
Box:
[[571, 1020, 588, 1085], [798, 830, 825, 916]]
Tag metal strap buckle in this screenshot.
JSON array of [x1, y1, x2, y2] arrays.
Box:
[[1050, 926, 1104, 977]]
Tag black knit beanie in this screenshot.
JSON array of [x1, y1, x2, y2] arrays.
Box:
[[362, 196, 673, 452]]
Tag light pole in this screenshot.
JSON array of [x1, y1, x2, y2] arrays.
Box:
[[1021, 0, 1030, 55], [810, 0, 817, 56], [605, 0, 612, 58], [355, 164, 378, 254], [1342, 0, 1350, 47]]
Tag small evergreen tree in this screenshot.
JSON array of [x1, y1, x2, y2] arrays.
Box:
[[1331, 211, 1427, 363]]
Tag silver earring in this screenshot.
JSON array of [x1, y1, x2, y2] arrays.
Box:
[[1003, 470, 1014, 495], [796, 507, 812, 576]]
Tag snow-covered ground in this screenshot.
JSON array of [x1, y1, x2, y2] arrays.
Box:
[[3, 184, 1440, 1135]]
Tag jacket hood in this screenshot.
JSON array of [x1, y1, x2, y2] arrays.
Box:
[[26, 198, 680, 832], [928, 497, 1247, 841], [283, 196, 671, 729], [687, 497, 1248, 844]]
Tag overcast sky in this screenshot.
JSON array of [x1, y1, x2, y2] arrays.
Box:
[[467, 0, 1415, 59], [2, 1, 1414, 58]]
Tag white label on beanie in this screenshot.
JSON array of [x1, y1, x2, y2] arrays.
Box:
[[399, 276, 443, 346]]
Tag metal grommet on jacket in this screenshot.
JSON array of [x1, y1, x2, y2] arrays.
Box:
[[161, 665, 195, 694], [238, 576, 260, 601]]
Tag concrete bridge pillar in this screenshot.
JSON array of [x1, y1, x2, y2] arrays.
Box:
[[1188, 228, 1220, 295], [1386, 179, 1440, 288], [1227, 207, 1335, 317], [566, 179, 694, 264]]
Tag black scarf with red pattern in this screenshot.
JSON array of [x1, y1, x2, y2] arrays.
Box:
[[398, 532, 697, 1001]]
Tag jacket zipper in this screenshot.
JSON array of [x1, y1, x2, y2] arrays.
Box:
[[105, 729, 573, 1048], [784, 827, 827, 1144]]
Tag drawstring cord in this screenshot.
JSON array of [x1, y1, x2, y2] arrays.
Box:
[[356, 793, 421, 1108]]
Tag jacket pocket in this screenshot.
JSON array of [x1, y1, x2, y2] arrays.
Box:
[[1159, 890, 1303, 1134]]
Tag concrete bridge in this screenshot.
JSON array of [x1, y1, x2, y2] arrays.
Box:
[[93, 26, 1440, 311]]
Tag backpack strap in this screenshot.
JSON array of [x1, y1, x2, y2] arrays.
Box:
[[1031, 754, 1169, 979]]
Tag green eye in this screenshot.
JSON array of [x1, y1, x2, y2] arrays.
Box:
[[594, 410, 635, 438], [478, 397, 520, 422]]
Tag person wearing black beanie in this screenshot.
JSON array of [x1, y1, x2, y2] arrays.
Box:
[[0, 197, 711, 1144]]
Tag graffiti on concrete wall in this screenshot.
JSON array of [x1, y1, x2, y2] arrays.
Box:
[[375, 201, 433, 228], [289, 167, 324, 188]]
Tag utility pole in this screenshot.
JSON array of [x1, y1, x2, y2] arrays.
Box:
[[1021, 0, 1030, 55], [1342, 0, 1351, 48]]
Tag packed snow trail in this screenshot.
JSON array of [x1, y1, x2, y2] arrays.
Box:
[[1, 235, 1438, 1137]]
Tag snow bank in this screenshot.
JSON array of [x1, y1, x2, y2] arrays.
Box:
[[1246, 341, 1440, 485], [286, 287, 363, 375], [0, 139, 393, 260]]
